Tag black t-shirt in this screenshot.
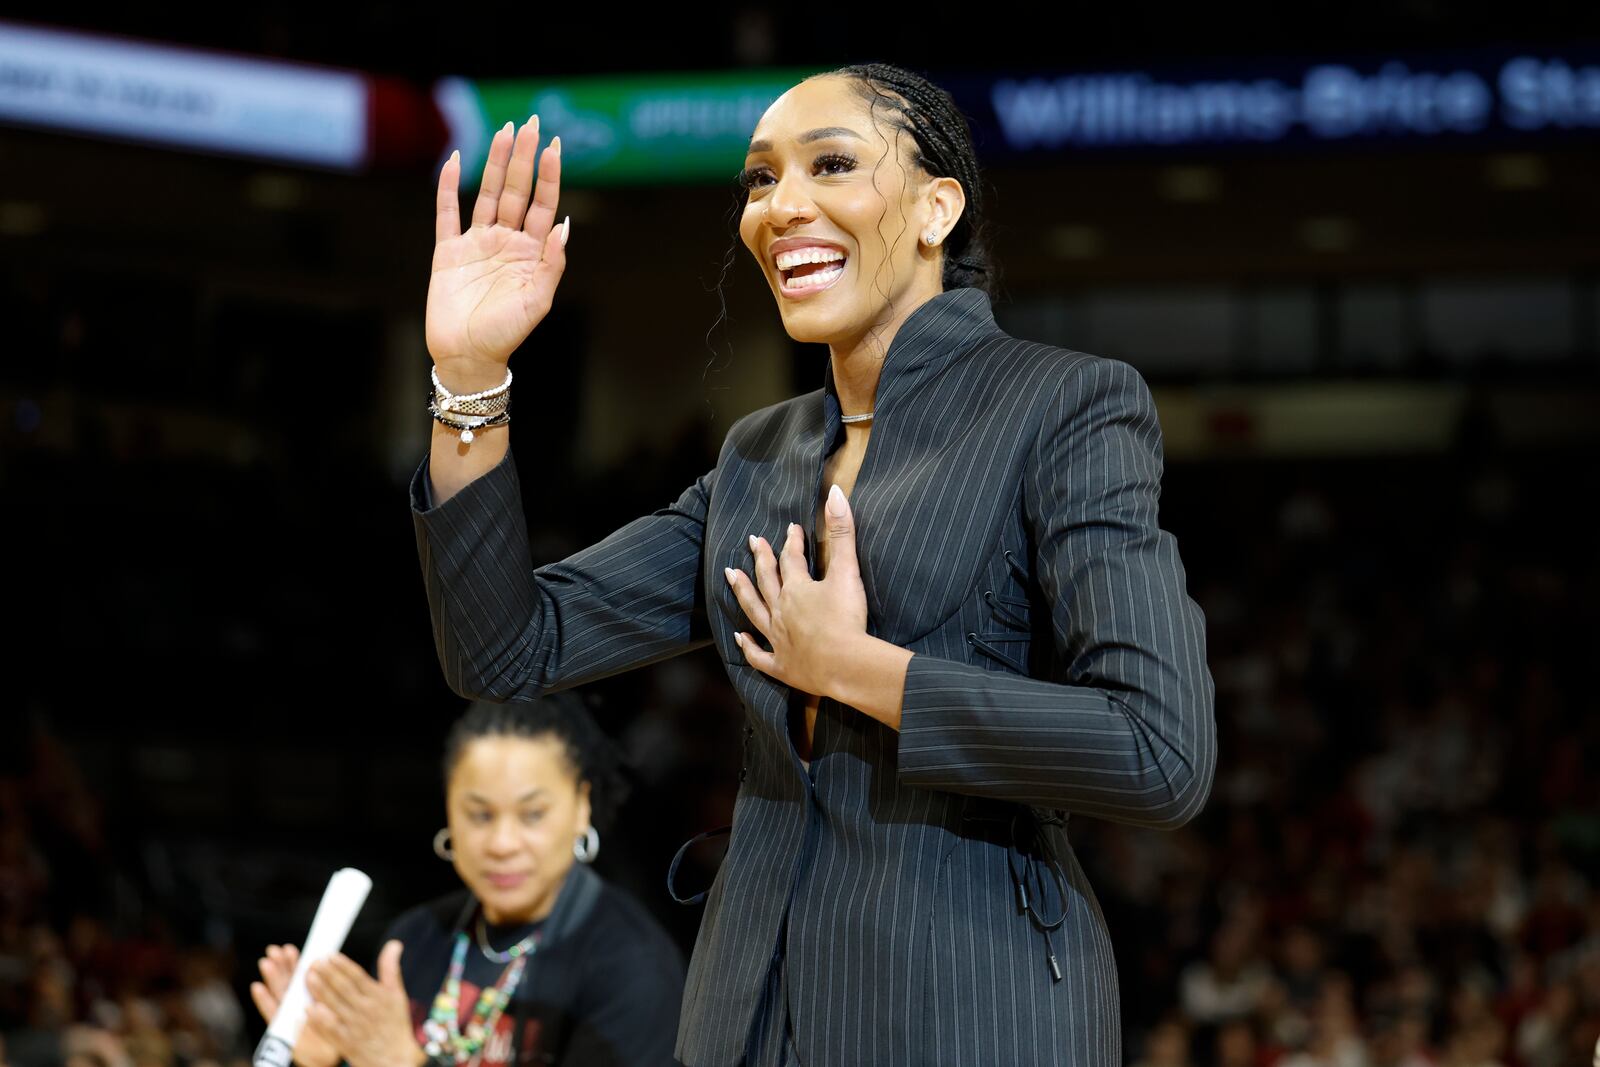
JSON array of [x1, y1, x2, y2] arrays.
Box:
[[384, 876, 685, 1067]]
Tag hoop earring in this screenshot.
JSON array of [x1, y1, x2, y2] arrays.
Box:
[[573, 826, 600, 865], [433, 828, 453, 861]]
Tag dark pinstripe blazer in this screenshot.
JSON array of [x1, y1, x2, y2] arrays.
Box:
[[410, 287, 1216, 1067]]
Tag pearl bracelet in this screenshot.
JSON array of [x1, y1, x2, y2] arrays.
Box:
[[430, 366, 511, 443], [431, 366, 512, 418]]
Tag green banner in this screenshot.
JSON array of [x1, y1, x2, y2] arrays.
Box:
[[438, 69, 823, 186]]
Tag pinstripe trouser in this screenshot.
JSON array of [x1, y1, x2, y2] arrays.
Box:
[[744, 949, 802, 1067]]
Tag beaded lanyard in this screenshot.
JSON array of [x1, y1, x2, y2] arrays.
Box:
[[421, 922, 537, 1066]]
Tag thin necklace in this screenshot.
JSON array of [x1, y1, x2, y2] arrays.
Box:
[[840, 412, 874, 424], [475, 914, 539, 964]]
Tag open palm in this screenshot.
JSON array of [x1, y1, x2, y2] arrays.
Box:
[[426, 117, 568, 369]]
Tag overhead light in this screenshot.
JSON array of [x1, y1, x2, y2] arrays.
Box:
[[1298, 216, 1356, 253], [0, 201, 47, 236], [1159, 165, 1221, 202], [1485, 153, 1547, 190], [1048, 224, 1103, 259], [247, 173, 306, 211]]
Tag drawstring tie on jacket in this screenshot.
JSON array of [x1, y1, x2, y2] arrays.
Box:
[[667, 824, 732, 905], [1007, 807, 1070, 982], [967, 549, 1036, 676]]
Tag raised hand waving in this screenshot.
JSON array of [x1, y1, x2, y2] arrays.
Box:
[[426, 117, 569, 378]]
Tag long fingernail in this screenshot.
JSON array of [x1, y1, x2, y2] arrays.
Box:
[[552, 135, 561, 155], [734, 632, 745, 647], [748, 534, 758, 551], [827, 484, 845, 516], [559, 215, 571, 248], [724, 567, 736, 585], [502, 120, 514, 135]]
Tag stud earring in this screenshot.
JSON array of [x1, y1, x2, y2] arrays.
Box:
[[926, 231, 939, 246]]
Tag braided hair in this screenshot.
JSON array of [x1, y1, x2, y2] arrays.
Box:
[[827, 63, 998, 297], [442, 695, 629, 831]]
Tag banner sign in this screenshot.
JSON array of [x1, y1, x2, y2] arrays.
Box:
[[0, 20, 369, 169], [433, 69, 820, 185], [945, 49, 1600, 158]]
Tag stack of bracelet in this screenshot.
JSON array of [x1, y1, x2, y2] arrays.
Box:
[[429, 367, 511, 444]]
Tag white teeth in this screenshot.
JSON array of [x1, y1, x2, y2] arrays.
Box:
[[775, 246, 846, 271], [784, 263, 845, 290]]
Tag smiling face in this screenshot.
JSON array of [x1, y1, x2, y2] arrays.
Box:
[[738, 75, 965, 349], [445, 734, 592, 925]]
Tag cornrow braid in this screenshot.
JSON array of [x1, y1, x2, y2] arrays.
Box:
[[829, 63, 999, 297], [442, 695, 630, 831]]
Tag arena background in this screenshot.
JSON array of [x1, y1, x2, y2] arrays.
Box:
[[2, 5, 1597, 1066]]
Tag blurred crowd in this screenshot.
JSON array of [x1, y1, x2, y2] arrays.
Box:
[[3, 420, 1596, 1067], [0, 734, 248, 1067], [1103, 441, 1600, 1067]]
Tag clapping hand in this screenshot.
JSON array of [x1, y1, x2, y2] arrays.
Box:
[[250, 943, 339, 1067], [304, 941, 423, 1067]]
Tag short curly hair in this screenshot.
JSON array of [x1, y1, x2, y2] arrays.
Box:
[[441, 694, 629, 831]]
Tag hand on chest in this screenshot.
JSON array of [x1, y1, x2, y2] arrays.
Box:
[[708, 414, 1032, 651]]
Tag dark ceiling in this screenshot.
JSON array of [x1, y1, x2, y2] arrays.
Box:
[[4, 2, 1596, 81], [4, 4, 1597, 295]]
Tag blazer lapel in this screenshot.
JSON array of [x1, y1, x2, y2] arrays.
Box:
[[709, 289, 1007, 728]]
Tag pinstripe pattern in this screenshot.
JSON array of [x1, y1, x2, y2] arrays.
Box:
[[411, 287, 1217, 1066]]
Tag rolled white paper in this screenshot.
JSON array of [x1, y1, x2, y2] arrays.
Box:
[[253, 867, 372, 1067]]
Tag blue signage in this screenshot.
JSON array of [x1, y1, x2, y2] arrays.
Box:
[[947, 50, 1600, 158]]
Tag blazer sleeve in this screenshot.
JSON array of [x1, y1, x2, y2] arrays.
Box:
[[411, 450, 714, 702], [895, 356, 1216, 829]]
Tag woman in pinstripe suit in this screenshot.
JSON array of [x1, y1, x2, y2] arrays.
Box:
[[413, 63, 1216, 1066]]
